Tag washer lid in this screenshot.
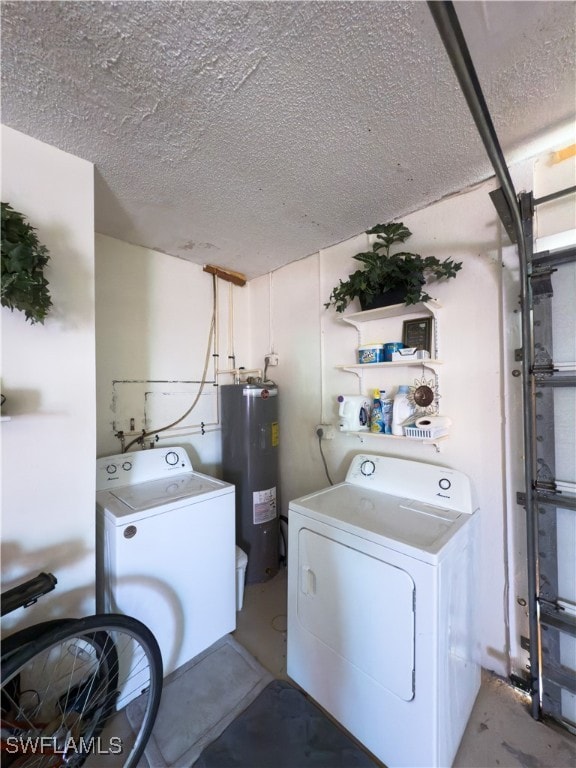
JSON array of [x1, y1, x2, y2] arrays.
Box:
[[289, 483, 466, 558], [110, 472, 228, 511]]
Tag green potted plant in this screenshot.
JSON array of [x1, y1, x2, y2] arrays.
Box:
[[1, 202, 52, 324], [325, 222, 462, 313]]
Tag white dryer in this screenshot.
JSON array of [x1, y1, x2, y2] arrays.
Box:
[[287, 454, 480, 768], [96, 447, 235, 679]]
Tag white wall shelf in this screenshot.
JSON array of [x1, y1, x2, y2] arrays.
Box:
[[345, 430, 447, 452], [340, 299, 441, 327], [337, 360, 442, 370], [336, 359, 442, 382], [335, 301, 443, 378], [334, 298, 447, 447]]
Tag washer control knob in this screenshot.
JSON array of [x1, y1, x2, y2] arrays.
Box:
[[439, 478, 451, 490], [122, 461, 132, 471], [106, 464, 117, 475], [165, 451, 179, 466], [360, 460, 376, 476]]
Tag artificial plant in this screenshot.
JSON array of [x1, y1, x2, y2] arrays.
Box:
[[325, 222, 462, 313], [1, 202, 52, 324]]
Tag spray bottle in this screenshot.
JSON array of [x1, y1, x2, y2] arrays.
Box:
[[380, 391, 393, 435]]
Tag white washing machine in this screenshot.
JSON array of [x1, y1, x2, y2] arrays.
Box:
[[287, 453, 480, 768], [96, 447, 235, 680]]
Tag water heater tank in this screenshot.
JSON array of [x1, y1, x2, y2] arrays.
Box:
[[220, 383, 280, 583]]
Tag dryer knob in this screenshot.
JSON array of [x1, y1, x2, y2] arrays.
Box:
[[165, 451, 179, 466], [439, 478, 452, 490], [106, 464, 117, 475], [360, 460, 376, 476]]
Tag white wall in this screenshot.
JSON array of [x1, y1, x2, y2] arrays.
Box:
[[95, 235, 251, 473], [1, 125, 95, 629]]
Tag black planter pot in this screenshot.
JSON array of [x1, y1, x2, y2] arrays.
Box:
[[359, 287, 407, 311]]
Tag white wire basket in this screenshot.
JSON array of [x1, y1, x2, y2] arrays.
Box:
[[404, 425, 449, 439]]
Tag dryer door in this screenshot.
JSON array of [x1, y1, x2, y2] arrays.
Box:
[[297, 527, 415, 701]]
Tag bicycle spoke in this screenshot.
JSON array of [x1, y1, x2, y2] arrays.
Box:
[[2, 615, 161, 768]]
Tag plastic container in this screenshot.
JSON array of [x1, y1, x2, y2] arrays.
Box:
[[404, 425, 449, 439], [391, 347, 430, 362], [235, 546, 248, 611], [383, 342, 404, 362], [370, 389, 384, 433], [392, 385, 415, 436], [381, 397, 393, 435], [358, 344, 384, 364]]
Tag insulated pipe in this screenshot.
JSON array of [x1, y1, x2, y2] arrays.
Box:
[[427, 1, 540, 718]]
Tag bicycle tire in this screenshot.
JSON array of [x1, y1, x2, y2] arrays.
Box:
[[2, 619, 77, 659], [1, 614, 162, 768], [1, 620, 119, 768]]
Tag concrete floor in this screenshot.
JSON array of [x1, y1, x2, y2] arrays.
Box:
[[233, 567, 576, 768]]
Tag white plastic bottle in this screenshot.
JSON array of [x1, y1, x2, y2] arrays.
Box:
[[392, 385, 414, 436]]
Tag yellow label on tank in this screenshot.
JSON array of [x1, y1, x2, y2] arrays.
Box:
[[271, 422, 279, 447]]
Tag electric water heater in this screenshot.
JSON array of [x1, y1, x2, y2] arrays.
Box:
[[220, 383, 280, 583]]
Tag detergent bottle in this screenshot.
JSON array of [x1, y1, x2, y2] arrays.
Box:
[[370, 389, 384, 433], [392, 385, 414, 436]]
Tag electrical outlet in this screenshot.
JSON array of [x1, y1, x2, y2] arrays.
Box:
[[266, 354, 279, 366], [315, 423, 335, 440]]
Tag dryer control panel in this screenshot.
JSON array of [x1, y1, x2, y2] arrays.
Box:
[[96, 447, 192, 490], [346, 454, 475, 514]]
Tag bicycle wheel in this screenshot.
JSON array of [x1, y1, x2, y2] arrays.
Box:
[[2, 620, 77, 659], [1, 614, 162, 768]]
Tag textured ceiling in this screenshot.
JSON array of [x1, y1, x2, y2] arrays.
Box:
[[2, 1, 575, 278]]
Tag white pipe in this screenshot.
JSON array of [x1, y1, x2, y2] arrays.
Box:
[[228, 283, 235, 365], [269, 271, 274, 352], [216, 367, 263, 382], [214, 274, 219, 367], [318, 249, 326, 423], [122, 421, 220, 437]]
